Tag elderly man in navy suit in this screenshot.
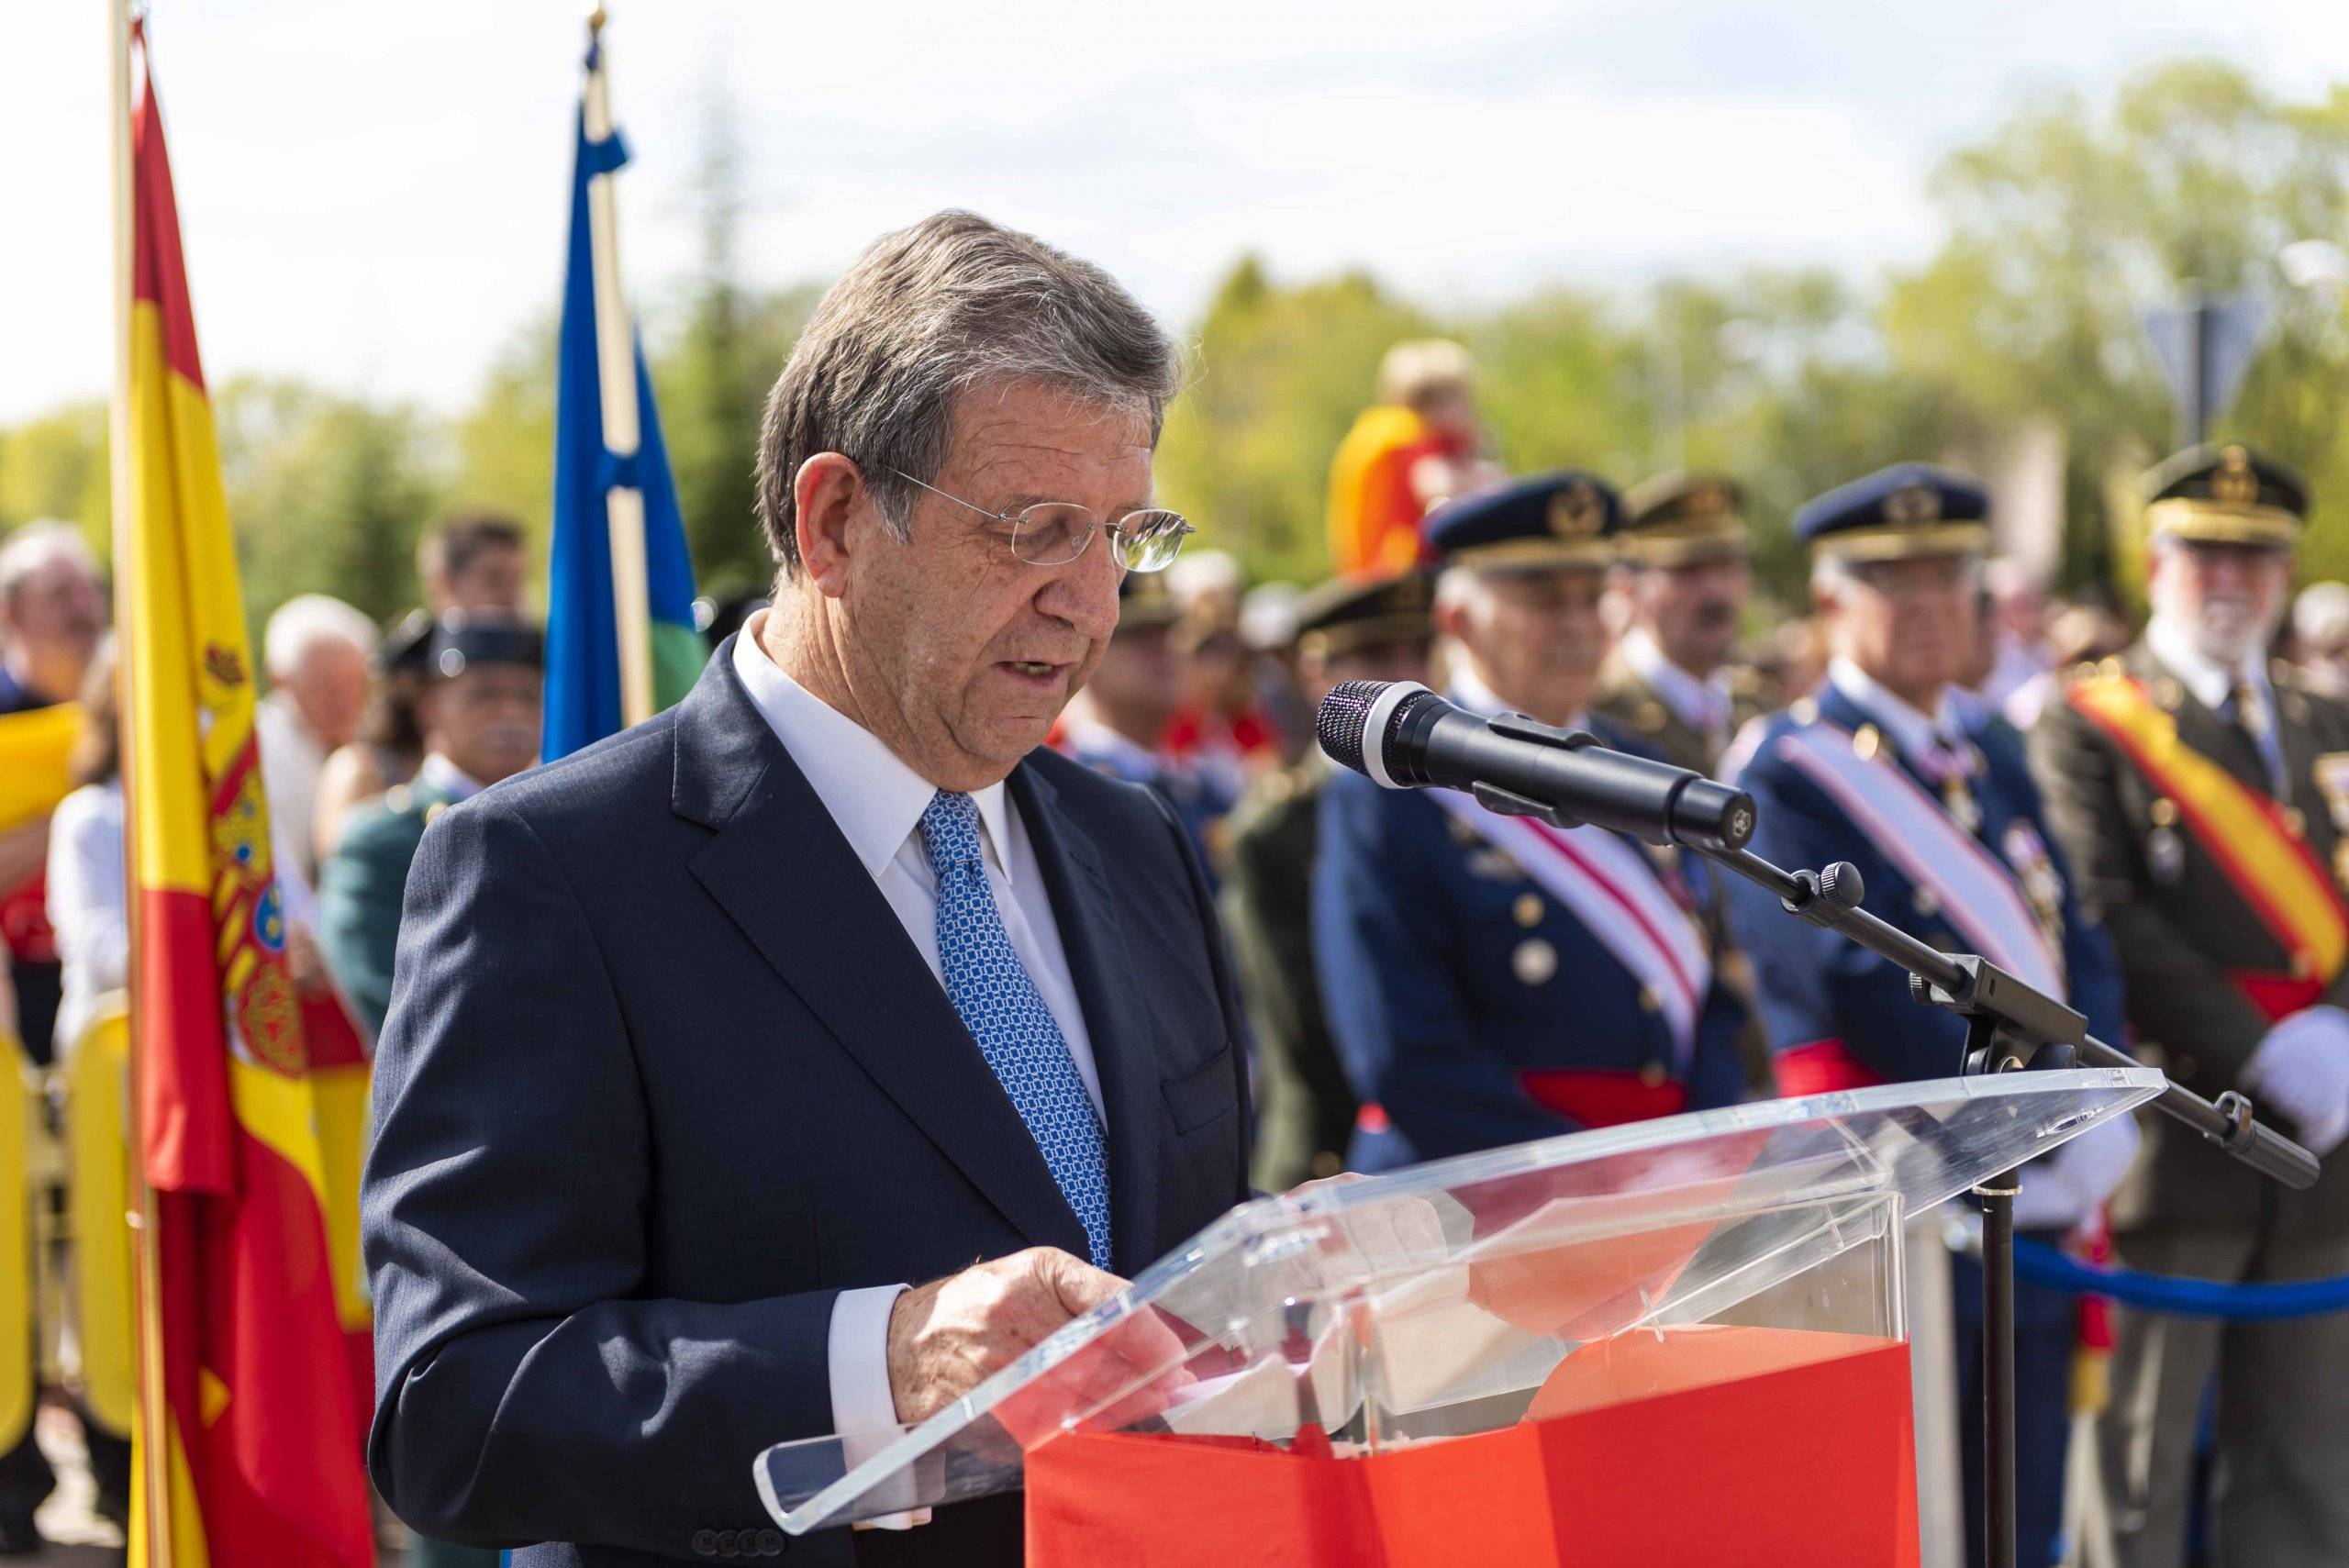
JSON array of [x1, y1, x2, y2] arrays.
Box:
[[362, 211, 1249, 1567]]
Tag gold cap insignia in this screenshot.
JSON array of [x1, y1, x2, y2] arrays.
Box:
[[2212, 446, 2258, 505], [1883, 484, 1942, 525], [1550, 481, 1606, 539]]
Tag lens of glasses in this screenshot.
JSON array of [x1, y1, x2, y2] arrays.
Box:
[[1010, 504, 1099, 566], [1109, 510, 1192, 573]]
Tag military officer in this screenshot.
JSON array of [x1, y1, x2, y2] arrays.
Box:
[[1313, 472, 1748, 1174], [318, 617, 543, 1040], [1598, 471, 1773, 776], [2030, 445, 2349, 1568], [1726, 462, 2132, 1568], [1060, 571, 1230, 873], [1222, 567, 1433, 1189]]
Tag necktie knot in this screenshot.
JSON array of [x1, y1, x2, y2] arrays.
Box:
[[919, 790, 985, 877]]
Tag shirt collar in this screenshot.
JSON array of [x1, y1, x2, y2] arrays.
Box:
[[1827, 656, 1960, 761], [1619, 627, 1731, 730], [1448, 663, 1586, 733], [730, 613, 1017, 883], [2146, 615, 2268, 714], [417, 752, 486, 803]]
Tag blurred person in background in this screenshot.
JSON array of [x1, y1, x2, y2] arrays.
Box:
[[1730, 464, 2131, 1568], [0, 521, 106, 1081], [256, 594, 376, 886], [1237, 581, 1310, 762], [314, 513, 529, 862], [2003, 599, 2135, 730], [1060, 573, 1226, 872], [1223, 567, 1432, 1188], [1598, 473, 1769, 776], [1326, 339, 1504, 576], [6, 640, 135, 1551], [2032, 446, 2349, 1568], [417, 511, 527, 617], [1163, 607, 1278, 806], [1316, 473, 1748, 1173], [2291, 580, 2349, 701], [320, 618, 543, 1042], [1980, 555, 2054, 710]]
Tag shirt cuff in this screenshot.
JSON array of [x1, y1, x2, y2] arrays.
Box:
[[828, 1284, 929, 1530]]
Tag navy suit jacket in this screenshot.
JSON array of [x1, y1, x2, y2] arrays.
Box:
[[362, 642, 1252, 1566]]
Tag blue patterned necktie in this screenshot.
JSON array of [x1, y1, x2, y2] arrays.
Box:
[[918, 790, 1112, 1269]]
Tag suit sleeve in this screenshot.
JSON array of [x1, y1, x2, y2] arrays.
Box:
[[1728, 756, 1970, 1083], [362, 795, 840, 1554], [1312, 776, 1577, 1157], [2028, 696, 2268, 1081]]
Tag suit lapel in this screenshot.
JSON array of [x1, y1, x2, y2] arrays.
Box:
[[1010, 761, 1163, 1278], [2136, 644, 2271, 795], [671, 647, 1089, 1258]]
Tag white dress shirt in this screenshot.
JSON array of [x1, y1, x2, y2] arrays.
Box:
[[729, 615, 1103, 1468], [256, 690, 326, 885], [2146, 614, 2276, 737], [1619, 627, 1732, 740], [1828, 657, 1965, 765], [45, 778, 126, 1061]]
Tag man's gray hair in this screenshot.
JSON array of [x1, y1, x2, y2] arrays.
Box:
[[263, 593, 377, 679], [754, 210, 1184, 575], [0, 520, 98, 607]]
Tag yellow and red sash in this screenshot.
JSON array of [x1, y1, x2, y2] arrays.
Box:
[[2067, 673, 2349, 1001]]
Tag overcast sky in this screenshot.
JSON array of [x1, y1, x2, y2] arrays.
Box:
[[5, 0, 2343, 423]]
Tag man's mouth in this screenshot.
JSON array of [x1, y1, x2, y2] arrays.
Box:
[[1001, 660, 1067, 685]]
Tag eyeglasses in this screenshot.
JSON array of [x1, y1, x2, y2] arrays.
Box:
[[884, 468, 1195, 573]]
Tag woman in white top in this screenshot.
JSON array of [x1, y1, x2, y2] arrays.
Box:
[[43, 640, 124, 1062]]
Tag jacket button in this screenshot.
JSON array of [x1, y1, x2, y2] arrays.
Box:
[[716, 1530, 738, 1557], [758, 1529, 786, 1555], [692, 1529, 717, 1557]]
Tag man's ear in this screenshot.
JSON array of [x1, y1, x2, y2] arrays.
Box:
[[794, 453, 867, 600]]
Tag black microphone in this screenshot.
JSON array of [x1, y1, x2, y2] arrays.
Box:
[[1314, 680, 1757, 852]]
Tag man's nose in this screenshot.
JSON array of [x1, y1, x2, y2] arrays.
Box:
[[1037, 541, 1125, 639]]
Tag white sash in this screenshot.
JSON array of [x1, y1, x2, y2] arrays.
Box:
[[1431, 790, 1710, 1067], [1773, 723, 2064, 998]]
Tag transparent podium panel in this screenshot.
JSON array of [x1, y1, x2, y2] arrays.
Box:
[[756, 1068, 2163, 1535]]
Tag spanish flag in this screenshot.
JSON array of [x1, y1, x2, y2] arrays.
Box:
[[121, 26, 373, 1567]]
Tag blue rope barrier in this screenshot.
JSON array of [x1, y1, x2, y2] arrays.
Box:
[[2011, 1237, 2349, 1320]]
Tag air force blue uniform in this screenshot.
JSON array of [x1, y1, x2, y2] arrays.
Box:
[[1311, 471, 1748, 1173], [1314, 719, 1750, 1172], [1727, 463, 2128, 1568]]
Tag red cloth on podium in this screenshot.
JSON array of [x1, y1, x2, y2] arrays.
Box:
[[1025, 1324, 1918, 1566]]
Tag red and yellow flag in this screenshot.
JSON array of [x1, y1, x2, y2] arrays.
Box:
[[121, 28, 373, 1568]]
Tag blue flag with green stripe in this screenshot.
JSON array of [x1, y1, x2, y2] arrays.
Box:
[[542, 73, 702, 760]]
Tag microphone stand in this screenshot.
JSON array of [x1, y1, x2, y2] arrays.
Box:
[[1687, 843, 2320, 1568]]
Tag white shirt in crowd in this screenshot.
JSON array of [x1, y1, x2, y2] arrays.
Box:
[[729, 613, 1102, 1474], [256, 689, 327, 885], [1828, 657, 1965, 764], [1619, 626, 1733, 741], [45, 777, 126, 1061]]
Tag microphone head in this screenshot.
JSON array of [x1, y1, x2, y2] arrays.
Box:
[[1315, 680, 1386, 775]]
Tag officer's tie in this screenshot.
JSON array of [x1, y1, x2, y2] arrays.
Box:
[[2225, 676, 2287, 796], [919, 790, 1112, 1270]]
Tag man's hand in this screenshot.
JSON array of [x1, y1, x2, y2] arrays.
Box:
[[2246, 1006, 2349, 1156], [886, 1248, 1127, 1426]]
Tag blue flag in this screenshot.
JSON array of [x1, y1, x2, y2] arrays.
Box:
[[543, 76, 702, 761]]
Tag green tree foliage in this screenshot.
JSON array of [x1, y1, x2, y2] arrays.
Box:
[[3, 56, 2343, 628]]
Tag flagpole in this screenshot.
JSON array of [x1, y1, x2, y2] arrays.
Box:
[[582, 5, 654, 730], [108, 7, 174, 1567]]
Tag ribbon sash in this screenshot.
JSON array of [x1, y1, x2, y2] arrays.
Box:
[[1432, 792, 1709, 1065], [2068, 673, 2348, 985], [1774, 723, 2065, 998]]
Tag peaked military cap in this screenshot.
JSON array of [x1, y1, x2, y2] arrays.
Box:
[[2142, 443, 2307, 548], [428, 615, 544, 679], [1116, 568, 1182, 632], [1295, 567, 1435, 662], [1423, 471, 1622, 571], [1795, 462, 1991, 562], [1622, 472, 1750, 566]]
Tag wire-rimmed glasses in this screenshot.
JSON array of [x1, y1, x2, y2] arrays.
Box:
[[885, 468, 1195, 572]]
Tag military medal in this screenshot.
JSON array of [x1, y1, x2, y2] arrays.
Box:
[[2002, 821, 2069, 962]]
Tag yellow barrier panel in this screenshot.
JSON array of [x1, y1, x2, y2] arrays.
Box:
[[0, 1036, 32, 1453], [66, 1004, 136, 1438]]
